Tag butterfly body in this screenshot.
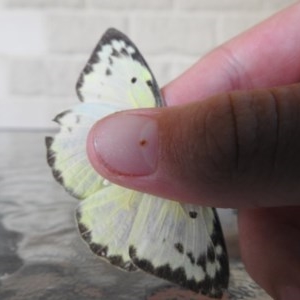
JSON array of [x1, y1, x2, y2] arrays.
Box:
[[46, 28, 229, 298]]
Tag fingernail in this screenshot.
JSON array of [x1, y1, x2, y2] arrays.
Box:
[[280, 286, 300, 300], [91, 113, 158, 176]]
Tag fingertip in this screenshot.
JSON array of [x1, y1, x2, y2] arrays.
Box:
[[86, 112, 159, 177]]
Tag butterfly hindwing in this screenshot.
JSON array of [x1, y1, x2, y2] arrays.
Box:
[[76, 185, 139, 271], [128, 196, 229, 298], [76, 189, 228, 298]]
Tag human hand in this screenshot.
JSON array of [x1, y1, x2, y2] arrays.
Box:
[[86, 2, 300, 299]]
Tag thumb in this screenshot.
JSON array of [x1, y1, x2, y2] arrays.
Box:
[[87, 83, 300, 208]]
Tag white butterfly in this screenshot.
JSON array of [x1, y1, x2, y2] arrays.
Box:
[[46, 28, 229, 298]]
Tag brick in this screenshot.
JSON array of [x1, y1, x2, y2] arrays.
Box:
[[175, 0, 262, 10], [0, 11, 46, 55], [262, 0, 297, 10], [5, 0, 83, 8], [131, 15, 216, 56], [217, 12, 273, 44], [0, 96, 75, 129], [9, 57, 87, 98], [0, 58, 9, 98], [46, 58, 85, 97], [86, 0, 173, 9], [10, 58, 46, 95], [47, 13, 127, 54]]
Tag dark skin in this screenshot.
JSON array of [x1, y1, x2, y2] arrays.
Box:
[[87, 2, 300, 299]]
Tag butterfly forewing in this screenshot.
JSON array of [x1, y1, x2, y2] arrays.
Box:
[[76, 28, 163, 108], [46, 28, 162, 199]]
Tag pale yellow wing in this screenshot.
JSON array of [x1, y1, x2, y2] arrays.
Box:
[[76, 189, 229, 298]]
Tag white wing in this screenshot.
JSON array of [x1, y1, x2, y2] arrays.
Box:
[[76, 28, 163, 109], [76, 185, 139, 271], [46, 28, 163, 199], [46, 103, 115, 199], [76, 190, 229, 298]]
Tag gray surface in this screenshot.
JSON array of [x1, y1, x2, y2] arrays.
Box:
[[0, 131, 271, 300]]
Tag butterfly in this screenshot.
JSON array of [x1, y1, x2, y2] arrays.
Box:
[[46, 28, 229, 298]]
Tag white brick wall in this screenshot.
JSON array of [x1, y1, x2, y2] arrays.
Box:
[[0, 0, 297, 129]]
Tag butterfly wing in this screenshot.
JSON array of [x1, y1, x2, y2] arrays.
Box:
[[129, 195, 229, 298], [76, 28, 163, 108], [46, 103, 118, 199], [46, 28, 163, 199], [76, 191, 229, 298], [76, 185, 139, 271]]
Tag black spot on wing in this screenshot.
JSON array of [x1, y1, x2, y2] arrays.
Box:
[[207, 245, 216, 262], [76, 214, 92, 243], [174, 242, 184, 254], [108, 56, 113, 65], [52, 169, 64, 185], [108, 255, 137, 272], [46, 140, 55, 167], [120, 47, 129, 56], [197, 254, 207, 272], [211, 208, 229, 288], [200, 275, 214, 297], [76, 60, 91, 101], [45, 136, 53, 148], [131, 77, 137, 83], [146, 80, 152, 87], [45, 136, 55, 169], [106, 68, 112, 76], [76, 74, 84, 101], [129, 246, 136, 258], [90, 242, 108, 257], [83, 63, 93, 75], [211, 209, 227, 249], [216, 253, 229, 289], [135, 258, 154, 273], [111, 47, 120, 58], [189, 211, 198, 218], [109, 255, 123, 266], [53, 110, 71, 124], [90, 52, 100, 64], [186, 251, 195, 265]]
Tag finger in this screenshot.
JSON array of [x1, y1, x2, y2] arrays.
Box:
[[87, 83, 300, 208], [238, 207, 300, 299], [163, 1, 300, 106]]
